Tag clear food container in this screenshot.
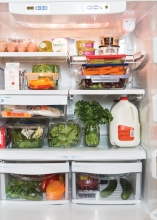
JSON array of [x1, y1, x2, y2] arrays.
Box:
[[47, 117, 81, 148], [72, 162, 142, 205], [25, 72, 59, 90], [0, 162, 69, 204], [8, 119, 46, 148], [80, 74, 129, 90]]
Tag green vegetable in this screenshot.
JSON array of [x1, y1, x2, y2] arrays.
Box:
[[11, 128, 43, 148], [32, 64, 59, 73], [74, 100, 113, 126], [48, 122, 81, 148], [6, 178, 42, 200], [120, 178, 133, 200], [74, 100, 113, 146], [100, 179, 117, 198]]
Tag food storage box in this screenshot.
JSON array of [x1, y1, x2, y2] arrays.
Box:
[[99, 45, 119, 55], [25, 72, 59, 90], [72, 162, 142, 205], [7, 119, 46, 148], [1, 105, 65, 118], [48, 117, 81, 148], [0, 162, 69, 204], [80, 74, 129, 90]]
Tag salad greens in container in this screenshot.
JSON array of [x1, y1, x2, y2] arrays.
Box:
[[48, 116, 81, 148], [8, 119, 46, 149], [6, 174, 42, 200]]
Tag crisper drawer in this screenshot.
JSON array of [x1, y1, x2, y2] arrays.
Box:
[[72, 161, 142, 205], [0, 162, 69, 204]]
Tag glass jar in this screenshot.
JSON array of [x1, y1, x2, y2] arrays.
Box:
[[84, 124, 100, 147]]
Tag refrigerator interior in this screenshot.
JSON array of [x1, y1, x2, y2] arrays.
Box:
[[0, 1, 157, 220]]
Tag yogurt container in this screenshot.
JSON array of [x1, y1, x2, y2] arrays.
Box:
[[76, 40, 94, 49], [78, 48, 95, 56]]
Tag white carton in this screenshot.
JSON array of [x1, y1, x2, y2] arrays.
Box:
[[5, 63, 20, 90]]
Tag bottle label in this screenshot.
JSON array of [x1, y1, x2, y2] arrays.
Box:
[[118, 125, 134, 141]]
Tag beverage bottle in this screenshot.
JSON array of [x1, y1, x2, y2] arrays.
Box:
[[109, 96, 140, 147]]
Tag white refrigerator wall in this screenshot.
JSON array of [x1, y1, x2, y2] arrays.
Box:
[[130, 4, 157, 212]]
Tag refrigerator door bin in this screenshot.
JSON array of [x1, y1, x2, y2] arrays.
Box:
[[0, 162, 69, 204], [72, 161, 142, 205]]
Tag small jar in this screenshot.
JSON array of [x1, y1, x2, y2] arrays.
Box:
[[84, 124, 100, 147]]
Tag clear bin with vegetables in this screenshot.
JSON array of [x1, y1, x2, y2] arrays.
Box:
[[25, 64, 59, 90], [0, 162, 69, 204], [72, 162, 142, 204], [8, 119, 46, 148], [47, 116, 81, 148]]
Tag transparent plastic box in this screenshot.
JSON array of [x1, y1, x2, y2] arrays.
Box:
[[47, 116, 81, 148], [7, 119, 46, 148]]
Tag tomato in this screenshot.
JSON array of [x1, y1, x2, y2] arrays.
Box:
[[40, 174, 59, 192]]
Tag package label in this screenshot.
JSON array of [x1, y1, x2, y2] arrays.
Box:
[[118, 125, 134, 141]]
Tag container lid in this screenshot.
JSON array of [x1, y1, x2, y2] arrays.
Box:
[[8, 119, 45, 129], [86, 54, 126, 60], [120, 97, 128, 100], [99, 45, 119, 48]]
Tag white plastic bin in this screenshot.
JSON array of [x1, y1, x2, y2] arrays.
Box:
[[72, 161, 142, 205], [0, 162, 69, 204]]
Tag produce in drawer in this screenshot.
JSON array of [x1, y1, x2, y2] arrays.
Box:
[[46, 180, 65, 200], [40, 174, 60, 192], [100, 179, 117, 198], [77, 173, 99, 190], [120, 178, 133, 200], [6, 178, 42, 200], [48, 118, 81, 148]]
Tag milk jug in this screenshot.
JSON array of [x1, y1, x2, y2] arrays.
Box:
[[109, 96, 140, 147]]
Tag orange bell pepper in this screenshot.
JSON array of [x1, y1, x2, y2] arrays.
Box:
[[46, 180, 65, 200]]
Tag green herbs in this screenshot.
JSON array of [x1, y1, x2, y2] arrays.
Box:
[[6, 178, 42, 200], [48, 122, 81, 148], [11, 128, 44, 148], [74, 100, 113, 126]]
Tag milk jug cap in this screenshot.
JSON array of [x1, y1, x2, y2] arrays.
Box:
[[120, 97, 128, 101]]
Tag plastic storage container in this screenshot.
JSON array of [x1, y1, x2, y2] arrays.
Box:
[[8, 119, 46, 148], [109, 97, 140, 147], [48, 117, 81, 148], [25, 72, 59, 90], [80, 74, 129, 90], [0, 162, 69, 204], [72, 161, 142, 205]]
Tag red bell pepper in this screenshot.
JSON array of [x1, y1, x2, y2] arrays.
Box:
[[40, 174, 59, 192]]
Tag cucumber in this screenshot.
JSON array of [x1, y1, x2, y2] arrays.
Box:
[[100, 179, 117, 198], [120, 178, 133, 200]]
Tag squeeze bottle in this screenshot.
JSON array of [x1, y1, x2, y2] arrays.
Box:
[[109, 96, 140, 147]]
